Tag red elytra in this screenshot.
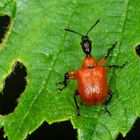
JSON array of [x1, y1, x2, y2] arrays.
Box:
[[69, 56, 108, 105], [57, 20, 126, 116]]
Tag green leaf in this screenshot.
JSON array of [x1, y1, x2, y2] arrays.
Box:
[[0, 0, 140, 140]]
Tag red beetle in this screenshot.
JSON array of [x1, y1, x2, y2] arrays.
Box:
[[58, 20, 127, 116]]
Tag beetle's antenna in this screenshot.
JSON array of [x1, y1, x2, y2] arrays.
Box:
[[86, 19, 100, 35], [64, 29, 84, 36]]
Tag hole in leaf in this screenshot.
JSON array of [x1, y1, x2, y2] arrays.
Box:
[[0, 128, 7, 140], [0, 15, 10, 43], [135, 44, 140, 57], [27, 121, 77, 140], [0, 61, 27, 115], [116, 118, 140, 140]]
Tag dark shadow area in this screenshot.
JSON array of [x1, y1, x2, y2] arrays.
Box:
[[135, 44, 140, 57], [27, 121, 77, 140], [116, 118, 140, 140], [0, 61, 27, 115], [0, 128, 7, 140], [0, 15, 10, 43]]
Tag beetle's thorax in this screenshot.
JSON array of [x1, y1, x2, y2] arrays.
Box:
[[82, 55, 97, 68]]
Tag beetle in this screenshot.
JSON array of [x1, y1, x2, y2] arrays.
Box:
[[57, 20, 127, 116]]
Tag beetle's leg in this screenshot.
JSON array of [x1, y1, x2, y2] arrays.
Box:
[[106, 62, 128, 69], [57, 72, 69, 91], [74, 89, 80, 116], [98, 42, 117, 65], [57, 71, 78, 91], [103, 89, 112, 116], [105, 89, 112, 105]]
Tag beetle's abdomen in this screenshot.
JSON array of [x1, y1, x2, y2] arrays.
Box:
[[78, 67, 108, 105]]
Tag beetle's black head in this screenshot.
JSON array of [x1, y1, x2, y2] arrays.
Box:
[[81, 36, 92, 55], [64, 20, 99, 56]]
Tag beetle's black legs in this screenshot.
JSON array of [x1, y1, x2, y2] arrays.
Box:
[[103, 89, 112, 116], [107, 62, 128, 69], [74, 89, 80, 116], [57, 72, 80, 116], [105, 89, 112, 105], [98, 42, 117, 65], [105, 42, 117, 60], [57, 72, 69, 91]]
